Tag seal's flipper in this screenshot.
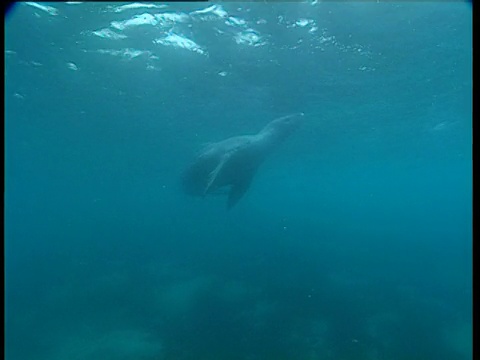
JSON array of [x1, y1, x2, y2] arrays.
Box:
[[227, 170, 255, 209], [227, 182, 250, 209], [204, 153, 231, 195]]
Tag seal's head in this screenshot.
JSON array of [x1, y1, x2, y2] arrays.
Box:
[[260, 112, 304, 142]]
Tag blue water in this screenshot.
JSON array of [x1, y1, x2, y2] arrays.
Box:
[[5, 2, 472, 360]]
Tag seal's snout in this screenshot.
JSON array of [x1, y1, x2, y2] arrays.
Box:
[[259, 112, 306, 140], [286, 112, 305, 122], [282, 112, 305, 131]]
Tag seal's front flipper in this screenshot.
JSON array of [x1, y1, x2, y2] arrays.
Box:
[[204, 153, 231, 195]]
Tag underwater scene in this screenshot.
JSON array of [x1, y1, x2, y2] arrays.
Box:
[[5, 2, 472, 360]]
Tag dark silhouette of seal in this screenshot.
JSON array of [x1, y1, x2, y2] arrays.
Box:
[[181, 113, 304, 209]]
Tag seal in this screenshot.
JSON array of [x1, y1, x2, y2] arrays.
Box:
[[181, 112, 304, 208]]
